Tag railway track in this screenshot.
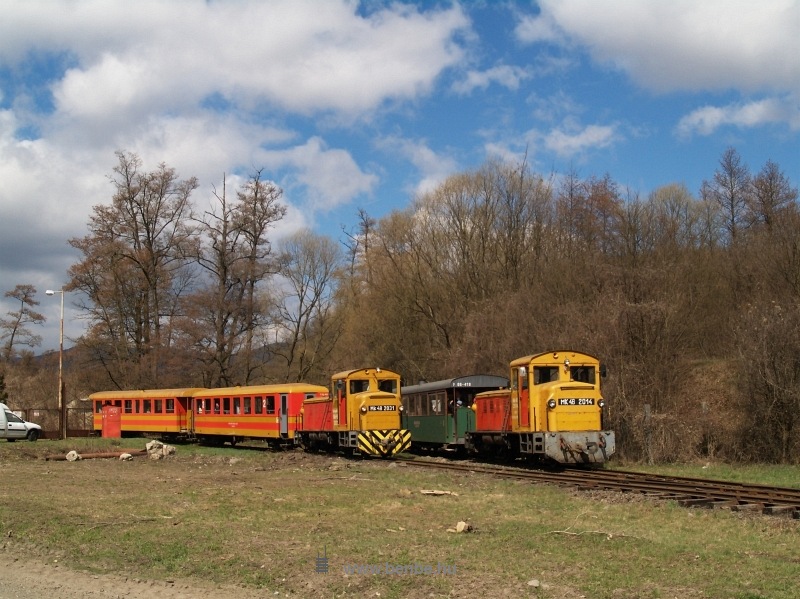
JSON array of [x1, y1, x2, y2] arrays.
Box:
[[397, 457, 800, 519]]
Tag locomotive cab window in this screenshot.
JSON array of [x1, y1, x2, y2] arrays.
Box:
[[378, 379, 397, 394], [350, 379, 369, 394], [570, 366, 595, 383], [534, 366, 559, 384]]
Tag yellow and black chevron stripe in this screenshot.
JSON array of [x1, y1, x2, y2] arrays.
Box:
[[357, 429, 411, 457]]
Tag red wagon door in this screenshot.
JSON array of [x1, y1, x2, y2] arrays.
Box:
[[102, 405, 122, 438]]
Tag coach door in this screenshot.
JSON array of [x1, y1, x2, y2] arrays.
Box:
[[280, 394, 289, 436], [101, 405, 122, 438]]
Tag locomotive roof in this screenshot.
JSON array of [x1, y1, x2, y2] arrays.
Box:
[[401, 374, 509, 395], [330, 367, 400, 380], [510, 350, 599, 367]]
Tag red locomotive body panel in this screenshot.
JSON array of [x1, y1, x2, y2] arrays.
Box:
[[301, 398, 333, 431], [473, 389, 512, 432]]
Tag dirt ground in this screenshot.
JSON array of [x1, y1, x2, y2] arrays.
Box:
[[0, 552, 276, 599]]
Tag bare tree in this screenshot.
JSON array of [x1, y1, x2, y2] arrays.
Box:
[[1, 285, 45, 361], [273, 230, 343, 381], [233, 171, 286, 382], [185, 171, 285, 386], [68, 151, 198, 388], [749, 159, 798, 231], [701, 147, 751, 244]]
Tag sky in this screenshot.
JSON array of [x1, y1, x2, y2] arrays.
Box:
[[1, 0, 798, 352]]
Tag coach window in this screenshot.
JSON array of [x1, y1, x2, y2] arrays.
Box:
[[166, 399, 175, 413], [213, 398, 221, 414], [255, 396, 263, 414], [155, 399, 163, 413], [266, 395, 276, 415], [430, 392, 443, 415], [244, 397, 252, 414], [143, 400, 152, 413], [233, 398, 241, 414], [124, 400, 132, 414]]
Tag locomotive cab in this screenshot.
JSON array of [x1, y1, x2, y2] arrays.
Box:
[[300, 368, 411, 457], [469, 351, 615, 465]]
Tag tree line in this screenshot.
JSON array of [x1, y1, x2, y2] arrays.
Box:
[[2, 147, 798, 463]]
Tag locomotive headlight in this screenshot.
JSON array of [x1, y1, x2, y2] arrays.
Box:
[[398, 405, 404, 412], [547, 399, 556, 409], [598, 400, 606, 408], [360, 406, 367, 414]]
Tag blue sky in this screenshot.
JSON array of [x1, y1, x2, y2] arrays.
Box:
[[1, 0, 798, 351]]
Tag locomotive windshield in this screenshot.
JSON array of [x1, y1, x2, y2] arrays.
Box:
[[349, 379, 369, 393], [378, 378, 398, 394], [534, 366, 559, 384], [570, 366, 596, 383]]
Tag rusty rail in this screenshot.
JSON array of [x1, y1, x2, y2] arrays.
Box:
[[396, 458, 800, 519]]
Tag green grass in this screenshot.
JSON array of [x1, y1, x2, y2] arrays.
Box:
[[611, 460, 800, 488], [0, 441, 798, 598]]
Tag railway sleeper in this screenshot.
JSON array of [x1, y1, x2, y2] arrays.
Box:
[[762, 504, 800, 517], [730, 503, 765, 512]]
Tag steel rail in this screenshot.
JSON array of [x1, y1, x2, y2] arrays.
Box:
[[396, 457, 800, 518]]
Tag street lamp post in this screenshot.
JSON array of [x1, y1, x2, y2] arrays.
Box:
[[45, 288, 66, 440]]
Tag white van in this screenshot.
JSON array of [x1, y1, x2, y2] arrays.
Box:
[[0, 403, 42, 441]]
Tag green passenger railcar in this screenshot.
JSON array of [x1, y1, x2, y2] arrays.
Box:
[[401, 375, 509, 452]]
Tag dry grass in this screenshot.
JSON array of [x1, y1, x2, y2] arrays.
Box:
[[1, 438, 798, 599]]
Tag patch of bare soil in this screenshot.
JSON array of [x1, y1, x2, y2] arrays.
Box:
[[0, 552, 271, 599]]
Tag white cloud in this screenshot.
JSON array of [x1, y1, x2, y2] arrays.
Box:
[[453, 65, 530, 95], [541, 123, 618, 158], [526, 0, 800, 95], [258, 137, 379, 211], [514, 10, 563, 44], [377, 136, 459, 197], [676, 97, 800, 137], [3, 0, 469, 123]]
